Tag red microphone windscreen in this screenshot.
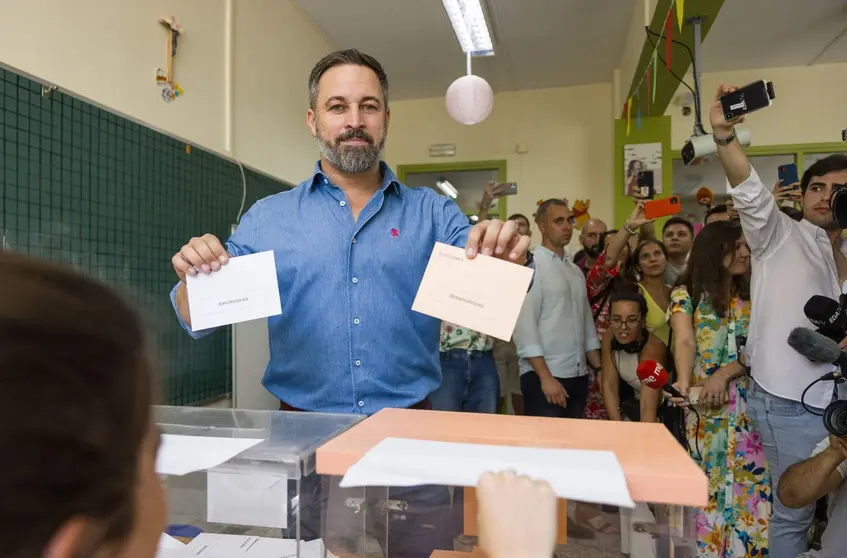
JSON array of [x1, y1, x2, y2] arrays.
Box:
[[636, 360, 670, 390]]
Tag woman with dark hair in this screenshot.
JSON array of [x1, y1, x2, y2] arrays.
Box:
[[600, 288, 665, 423], [627, 238, 671, 345], [0, 252, 165, 558], [666, 220, 770, 557]]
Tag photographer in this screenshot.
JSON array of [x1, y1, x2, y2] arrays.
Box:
[[710, 82, 847, 558], [778, 435, 847, 558]]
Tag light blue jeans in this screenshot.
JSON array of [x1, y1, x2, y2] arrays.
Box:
[[747, 380, 829, 558]]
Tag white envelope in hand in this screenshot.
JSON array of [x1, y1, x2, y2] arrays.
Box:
[[185, 251, 282, 331], [412, 242, 534, 341]]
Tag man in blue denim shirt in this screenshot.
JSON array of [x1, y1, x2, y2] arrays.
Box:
[[169, 49, 529, 415]]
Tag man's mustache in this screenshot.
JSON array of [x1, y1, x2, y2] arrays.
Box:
[[335, 129, 374, 146]]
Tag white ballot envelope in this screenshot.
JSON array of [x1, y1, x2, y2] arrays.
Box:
[[185, 251, 282, 331], [207, 470, 288, 529], [412, 242, 534, 341]]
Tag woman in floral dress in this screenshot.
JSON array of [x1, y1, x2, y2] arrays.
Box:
[[667, 220, 770, 557]]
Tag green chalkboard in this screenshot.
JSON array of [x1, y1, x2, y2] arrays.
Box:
[[0, 66, 289, 405]]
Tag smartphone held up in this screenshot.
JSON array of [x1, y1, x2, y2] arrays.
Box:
[[720, 80, 775, 120]]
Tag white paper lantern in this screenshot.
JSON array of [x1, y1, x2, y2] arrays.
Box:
[[445, 74, 493, 125]]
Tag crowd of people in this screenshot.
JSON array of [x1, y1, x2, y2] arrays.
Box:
[[3, 46, 847, 558]]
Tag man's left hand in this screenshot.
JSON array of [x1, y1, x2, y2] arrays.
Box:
[[466, 219, 531, 264]]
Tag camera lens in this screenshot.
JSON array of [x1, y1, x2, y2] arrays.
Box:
[[823, 400, 847, 437]]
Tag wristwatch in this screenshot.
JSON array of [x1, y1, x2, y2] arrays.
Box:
[[713, 129, 737, 146]]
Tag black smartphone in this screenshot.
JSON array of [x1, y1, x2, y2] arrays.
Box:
[[720, 80, 775, 120], [637, 170, 655, 199]]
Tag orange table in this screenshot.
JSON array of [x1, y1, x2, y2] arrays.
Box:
[[316, 409, 706, 544]]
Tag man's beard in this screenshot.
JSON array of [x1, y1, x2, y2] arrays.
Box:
[[584, 244, 602, 258], [316, 122, 385, 174]]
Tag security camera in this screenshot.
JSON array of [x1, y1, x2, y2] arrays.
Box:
[[681, 129, 752, 167]]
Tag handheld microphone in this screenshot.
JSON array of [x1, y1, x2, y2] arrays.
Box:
[[786, 327, 844, 381], [804, 295, 847, 343], [636, 360, 683, 399]]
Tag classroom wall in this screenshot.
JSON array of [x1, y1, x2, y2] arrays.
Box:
[[667, 62, 847, 148], [0, 0, 333, 184], [385, 83, 615, 248]]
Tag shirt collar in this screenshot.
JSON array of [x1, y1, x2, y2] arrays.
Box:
[[535, 245, 568, 262], [308, 160, 402, 197]]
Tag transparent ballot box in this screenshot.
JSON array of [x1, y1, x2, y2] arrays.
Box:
[[154, 405, 363, 556], [315, 409, 707, 558]]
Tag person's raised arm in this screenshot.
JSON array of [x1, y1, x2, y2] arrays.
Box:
[[709, 83, 789, 257], [779, 436, 847, 509], [603, 202, 652, 270], [638, 333, 666, 422], [601, 329, 623, 421]]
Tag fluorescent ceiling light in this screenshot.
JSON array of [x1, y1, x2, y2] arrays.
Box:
[[442, 0, 494, 57], [436, 179, 459, 199]]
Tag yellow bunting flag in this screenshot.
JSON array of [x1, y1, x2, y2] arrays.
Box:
[[677, 0, 685, 31]]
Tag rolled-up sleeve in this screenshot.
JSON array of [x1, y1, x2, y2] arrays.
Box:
[[583, 293, 601, 353], [727, 165, 790, 259], [169, 201, 262, 339], [513, 275, 544, 359]]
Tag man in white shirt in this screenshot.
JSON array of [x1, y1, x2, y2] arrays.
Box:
[[512, 198, 603, 540], [778, 434, 847, 558], [711, 83, 847, 558], [513, 199, 602, 418]]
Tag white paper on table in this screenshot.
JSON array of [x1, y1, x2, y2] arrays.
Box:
[[299, 539, 339, 558], [155, 434, 263, 476], [182, 534, 297, 557], [156, 533, 186, 558], [207, 470, 288, 529], [339, 437, 635, 508], [411, 242, 534, 341], [186, 251, 282, 331]]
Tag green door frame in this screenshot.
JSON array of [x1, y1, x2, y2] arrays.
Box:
[[396, 160, 509, 220]]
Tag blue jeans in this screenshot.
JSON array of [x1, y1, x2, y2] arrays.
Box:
[[747, 380, 828, 558], [430, 349, 499, 414]]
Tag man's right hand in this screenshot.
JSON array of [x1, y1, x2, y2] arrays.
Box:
[[829, 434, 847, 462], [172, 234, 231, 283], [540, 376, 568, 407], [708, 83, 746, 137]]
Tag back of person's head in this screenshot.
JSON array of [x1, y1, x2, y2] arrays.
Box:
[[704, 204, 729, 225], [0, 253, 162, 558]]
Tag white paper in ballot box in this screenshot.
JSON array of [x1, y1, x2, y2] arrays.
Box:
[[339, 437, 635, 508]]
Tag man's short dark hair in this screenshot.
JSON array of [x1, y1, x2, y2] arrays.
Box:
[[704, 204, 728, 224], [534, 199, 568, 224], [508, 213, 529, 224], [663, 216, 694, 236], [308, 49, 389, 110], [801, 154, 847, 193]]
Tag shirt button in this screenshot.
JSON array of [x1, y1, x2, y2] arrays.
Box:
[[353, 318, 360, 325], [352, 277, 359, 284], [358, 401, 365, 407], [352, 238, 357, 244], [340, 201, 346, 207], [355, 360, 361, 366]]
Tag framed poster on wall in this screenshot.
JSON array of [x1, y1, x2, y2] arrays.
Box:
[[623, 142, 663, 196]]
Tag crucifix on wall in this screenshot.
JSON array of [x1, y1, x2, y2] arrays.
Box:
[[157, 16, 184, 102]]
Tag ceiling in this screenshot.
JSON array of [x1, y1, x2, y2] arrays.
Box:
[[699, 0, 847, 71], [293, 0, 637, 101]]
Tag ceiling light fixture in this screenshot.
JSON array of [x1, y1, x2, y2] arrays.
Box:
[[436, 180, 459, 199], [441, 0, 494, 57]]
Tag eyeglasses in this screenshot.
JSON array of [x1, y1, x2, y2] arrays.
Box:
[[610, 316, 641, 329]]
